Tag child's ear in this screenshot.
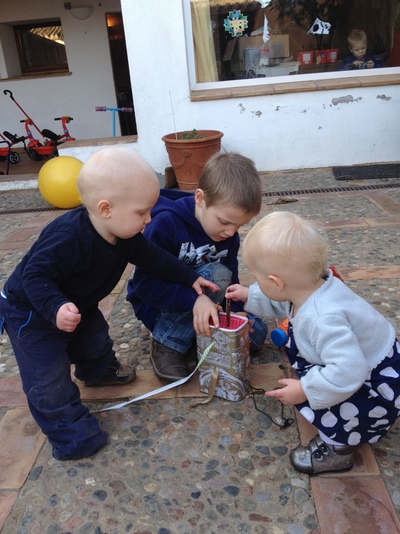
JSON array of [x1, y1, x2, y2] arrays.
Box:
[[195, 188, 205, 207], [269, 274, 285, 292], [97, 199, 112, 218]]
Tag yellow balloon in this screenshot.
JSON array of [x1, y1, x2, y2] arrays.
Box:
[[38, 156, 83, 209]]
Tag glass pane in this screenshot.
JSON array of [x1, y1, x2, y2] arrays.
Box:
[[17, 24, 68, 72], [190, 0, 400, 83]]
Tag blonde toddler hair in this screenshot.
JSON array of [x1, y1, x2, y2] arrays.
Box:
[[348, 29, 367, 49], [243, 211, 328, 282]]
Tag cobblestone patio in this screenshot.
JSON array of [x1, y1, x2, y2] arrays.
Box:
[[0, 168, 400, 534]]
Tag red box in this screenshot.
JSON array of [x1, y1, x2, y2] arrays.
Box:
[[297, 51, 314, 66], [315, 50, 329, 64], [327, 48, 338, 63]]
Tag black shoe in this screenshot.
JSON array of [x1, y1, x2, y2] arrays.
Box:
[[85, 364, 136, 387], [150, 340, 191, 381], [52, 431, 108, 461]]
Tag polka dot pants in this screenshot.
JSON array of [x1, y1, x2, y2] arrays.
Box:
[[286, 325, 400, 446]]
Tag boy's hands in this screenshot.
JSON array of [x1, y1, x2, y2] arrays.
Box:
[[193, 294, 219, 336], [225, 283, 249, 303], [265, 378, 307, 405], [56, 302, 81, 332], [192, 277, 219, 295]]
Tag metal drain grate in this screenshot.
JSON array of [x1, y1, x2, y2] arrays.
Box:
[[263, 182, 400, 197], [0, 206, 63, 215], [1, 182, 400, 214]]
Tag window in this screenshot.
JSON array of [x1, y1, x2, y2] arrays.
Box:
[[187, 0, 400, 86], [14, 21, 69, 75]]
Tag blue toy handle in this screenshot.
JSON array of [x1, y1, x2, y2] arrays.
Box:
[[95, 106, 133, 136]]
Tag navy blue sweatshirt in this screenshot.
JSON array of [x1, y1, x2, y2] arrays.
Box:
[[3, 206, 199, 327], [127, 189, 243, 329], [340, 53, 382, 70]]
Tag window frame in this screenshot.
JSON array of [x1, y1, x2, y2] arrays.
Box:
[[14, 20, 69, 75], [183, 0, 400, 94]]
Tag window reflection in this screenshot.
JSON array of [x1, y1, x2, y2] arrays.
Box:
[[14, 21, 68, 75], [190, 0, 400, 83]]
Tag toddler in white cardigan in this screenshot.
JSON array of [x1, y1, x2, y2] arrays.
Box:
[[226, 211, 400, 474]]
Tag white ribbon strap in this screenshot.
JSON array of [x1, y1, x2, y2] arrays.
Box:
[[100, 341, 215, 412]]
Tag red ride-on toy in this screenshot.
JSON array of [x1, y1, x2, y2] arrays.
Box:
[[0, 136, 11, 175], [9, 118, 55, 161], [19, 116, 75, 160], [42, 116, 75, 147], [0, 132, 21, 164], [3, 90, 76, 160]]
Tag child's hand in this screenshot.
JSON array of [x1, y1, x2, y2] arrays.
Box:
[[56, 302, 81, 332], [225, 284, 249, 303], [193, 294, 219, 335], [366, 59, 374, 68], [192, 277, 219, 295], [265, 378, 307, 405]]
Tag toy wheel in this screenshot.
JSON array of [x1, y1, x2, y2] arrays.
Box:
[[28, 147, 44, 161], [0, 155, 6, 162], [9, 152, 20, 164], [50, 148, 59, 158]]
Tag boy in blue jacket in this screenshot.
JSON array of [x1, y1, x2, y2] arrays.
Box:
[[0, 146, 217, 461], [127, 152, 268, 381], [340, 29, 380, 70]]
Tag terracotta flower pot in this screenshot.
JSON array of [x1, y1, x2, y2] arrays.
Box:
[[162, 130, 224, 191]]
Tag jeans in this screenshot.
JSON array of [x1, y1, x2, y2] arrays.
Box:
[[153, 263, 267, 354], [0, 292, 111, 460]]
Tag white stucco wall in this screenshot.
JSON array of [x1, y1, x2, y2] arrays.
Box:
[[113, 0, 400, 173], [0, 0, 120, 140], [1, 0, 399, 173]]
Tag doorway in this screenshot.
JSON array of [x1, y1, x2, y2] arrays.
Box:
[[106, 12, 137, 135]]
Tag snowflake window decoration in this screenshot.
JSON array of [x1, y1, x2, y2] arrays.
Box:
[[224, 10, 248, 38]]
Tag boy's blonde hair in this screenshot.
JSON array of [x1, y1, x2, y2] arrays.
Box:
[[348, 29, 367, 49], [198, 152, 262, 214], [77, 146, 158, 208], [243, 211, 328, 282]]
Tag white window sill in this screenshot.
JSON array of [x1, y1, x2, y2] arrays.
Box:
[[190, 72, 400, 101]]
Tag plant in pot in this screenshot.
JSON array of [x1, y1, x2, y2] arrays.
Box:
[[162, 129, 224, 191]]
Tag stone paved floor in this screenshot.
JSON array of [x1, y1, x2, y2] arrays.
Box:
[[0, 168, 400, 533]]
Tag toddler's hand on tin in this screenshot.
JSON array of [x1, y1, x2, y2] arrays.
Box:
[[193, 294, 219, 335]]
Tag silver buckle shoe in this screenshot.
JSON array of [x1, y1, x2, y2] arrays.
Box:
[[290, 435, 354, 474]]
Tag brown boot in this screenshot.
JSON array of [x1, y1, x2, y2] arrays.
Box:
[[151, 340, 191, 381]]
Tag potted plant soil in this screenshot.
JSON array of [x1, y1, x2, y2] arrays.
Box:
[[162, 129, 224, 191]]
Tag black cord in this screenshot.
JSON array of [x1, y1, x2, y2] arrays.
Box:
[[244, 379, 294, 429]]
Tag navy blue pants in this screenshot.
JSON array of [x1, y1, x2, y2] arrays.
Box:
[[0, 292, 111, 460]]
